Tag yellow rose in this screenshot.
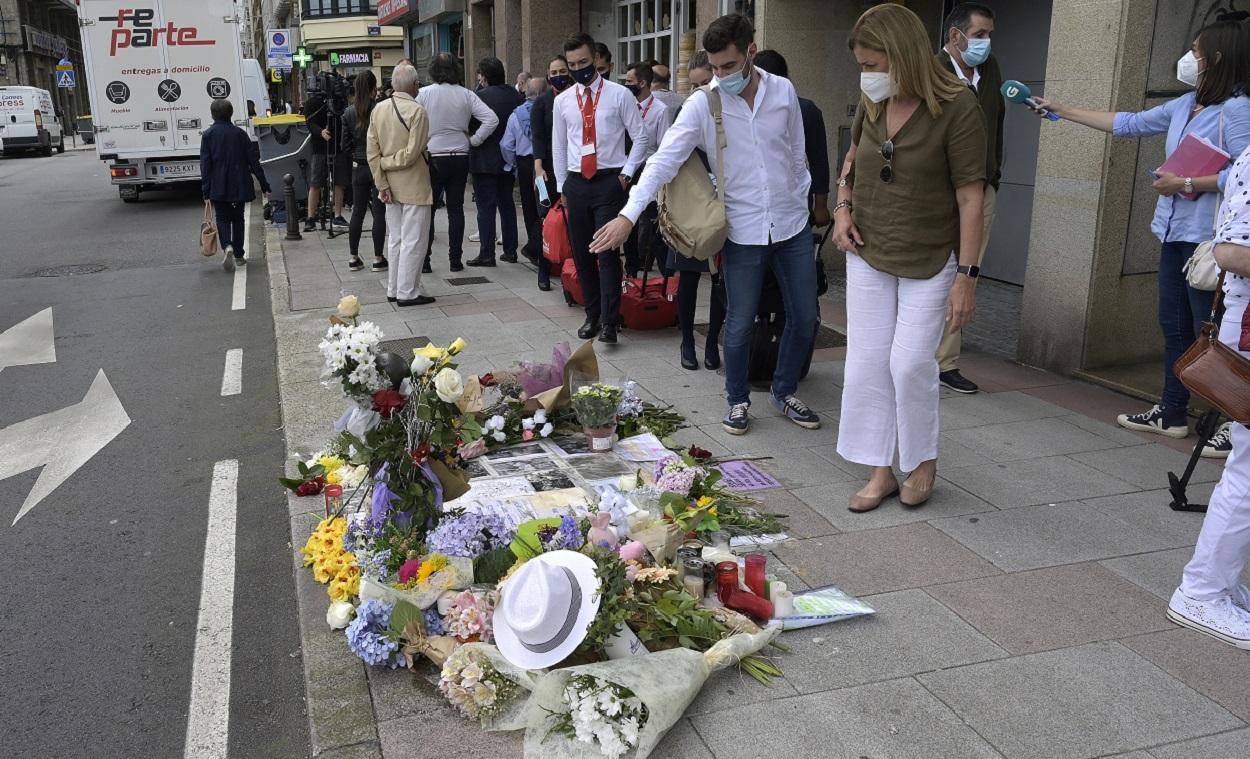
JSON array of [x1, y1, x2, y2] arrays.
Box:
[[414, 343, 446, 361], [336, 294, 361, 319], [447, 337, 467, 355]]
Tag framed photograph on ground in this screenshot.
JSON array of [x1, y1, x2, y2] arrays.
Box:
[[527, 469, 576, 492], [483, 441, 549, 461], [492, 456, 567, 477], [548, 435, 593, 457]]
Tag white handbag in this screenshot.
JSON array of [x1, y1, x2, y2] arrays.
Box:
[[1185, 111, 1224, 292]]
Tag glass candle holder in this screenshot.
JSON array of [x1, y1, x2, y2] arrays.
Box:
[[715, 561, 739, 605], [744, 553, 767, 597], [323, 484, 343, 517], [682, 557, 706, 599]]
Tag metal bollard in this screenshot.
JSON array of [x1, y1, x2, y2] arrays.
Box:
[[283, 173, 302, 241]]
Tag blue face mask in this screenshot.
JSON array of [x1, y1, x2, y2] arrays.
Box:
[[715, 58, 753, 96], [960, 34, 991, 67], [571, 64, 597, 87]]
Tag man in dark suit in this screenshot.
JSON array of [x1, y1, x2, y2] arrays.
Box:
[[530, 54, 571, 290], [467, 57, 524, 267], [753, 50, 830, 229], [200, 98, 270, 272], [936, 2, 1004, 395]]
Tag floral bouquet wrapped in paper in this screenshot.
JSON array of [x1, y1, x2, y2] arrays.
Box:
[[523, 626, 781, 759], [438, 642, 541, 731]]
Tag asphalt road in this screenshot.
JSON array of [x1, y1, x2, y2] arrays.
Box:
[[0, 149, 308, 758]]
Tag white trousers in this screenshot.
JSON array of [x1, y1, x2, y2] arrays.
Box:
[[385, 202, 432, 301], [1181, 292, 1250, 601], [837, 253, 956, 473]]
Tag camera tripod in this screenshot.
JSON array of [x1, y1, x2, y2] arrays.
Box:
[[1168, 409, 1223, 513]]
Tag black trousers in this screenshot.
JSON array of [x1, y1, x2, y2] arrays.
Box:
[[472, 171, 518, 260], [348, 163, 385, 259], [624, 201, 662, 275], [564, 170, 626, 325], [425, 153, 470, 264], [515, 155, 539, 262], [214, 200, 246, 257]]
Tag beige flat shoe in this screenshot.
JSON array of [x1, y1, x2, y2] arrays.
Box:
[[899, 474, 936, 507], [848, 483, 900, 513]]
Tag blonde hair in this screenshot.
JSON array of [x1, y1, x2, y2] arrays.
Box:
[[849, 3, 965, 120]]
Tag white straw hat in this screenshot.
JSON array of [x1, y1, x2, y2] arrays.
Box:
[[493, 550, 601, 669]]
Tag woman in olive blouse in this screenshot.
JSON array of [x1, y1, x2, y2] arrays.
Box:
[[833, 3, 987, 512]]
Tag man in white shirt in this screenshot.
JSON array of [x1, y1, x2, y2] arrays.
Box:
[[553, 33, 650, 344], [592, 14, 820, 436], [622, 61, 671, 278]]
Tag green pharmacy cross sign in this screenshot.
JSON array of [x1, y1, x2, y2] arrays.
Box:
[[292, 47, 313, 68]]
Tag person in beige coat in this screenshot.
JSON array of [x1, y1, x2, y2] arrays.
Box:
[[368, 64, 436, 306]]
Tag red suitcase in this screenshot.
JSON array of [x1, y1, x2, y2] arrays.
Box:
[[620, 271, 679, 330], [542, 198, 574, 267], [561, 258, 585, 307]]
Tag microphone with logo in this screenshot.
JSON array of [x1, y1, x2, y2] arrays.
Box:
[[1000, 79, 1061, 121]]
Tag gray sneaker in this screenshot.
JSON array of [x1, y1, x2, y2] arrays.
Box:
[[770, 394, 821, 429], [222, 245, 235, 272], [722, 402, 750, 435]]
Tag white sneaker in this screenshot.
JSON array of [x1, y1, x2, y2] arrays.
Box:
[[222, 245, 235, 272], [1201, 422, 1234, 459], [469, 231, 480, 242], [1167, 589, 1250, 649], [1230, 583, 1250, 613]]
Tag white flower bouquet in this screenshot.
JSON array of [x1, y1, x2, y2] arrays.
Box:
[[524, 626, 780, 758], [318, 322, 387, 400], [439, 642, 540, 730]]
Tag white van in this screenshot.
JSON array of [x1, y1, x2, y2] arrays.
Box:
[[0, 86, 65, 156], [242, 59, 271, 117]]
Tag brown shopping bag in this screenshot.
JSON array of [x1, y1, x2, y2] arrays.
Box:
[[199, 201, 218, 257]]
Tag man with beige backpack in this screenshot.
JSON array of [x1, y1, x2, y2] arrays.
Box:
[[592, 14, 819, 437]]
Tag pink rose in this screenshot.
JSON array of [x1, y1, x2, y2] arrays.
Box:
[[457, 438, 488, 460], [522, 430, 535, 441]]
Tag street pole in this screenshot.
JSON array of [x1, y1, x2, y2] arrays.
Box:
[[283, 173, 302, 241]]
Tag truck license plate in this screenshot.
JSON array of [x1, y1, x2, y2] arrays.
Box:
[[157, 162, 198, 177]]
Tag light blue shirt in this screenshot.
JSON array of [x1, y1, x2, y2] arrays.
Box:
[[500, 99, 535, 174], [1113, 91, 1250, 243]]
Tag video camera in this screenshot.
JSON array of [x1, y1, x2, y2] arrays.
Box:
[[309, 71, 352, 117]]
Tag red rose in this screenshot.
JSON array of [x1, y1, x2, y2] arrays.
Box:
[[398, 559, 421, 584], [479, 373, 496, 387], [372, 389, 408, 419], [688, 445, 713, 461], [410, 442, 432, 464]]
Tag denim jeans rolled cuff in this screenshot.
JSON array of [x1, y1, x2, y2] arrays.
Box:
[[720, 226, 817, 405], [1158, 240, 1216, 422]]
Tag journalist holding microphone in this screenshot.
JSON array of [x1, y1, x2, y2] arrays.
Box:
[[833, 3, 986, 513], [1033, 18, 1250, 453]]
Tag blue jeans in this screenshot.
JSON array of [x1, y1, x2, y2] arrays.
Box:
[[1159, 241, 1216, 421], [721, 226, 817, 405], [214, 200, 246, 257], [472, 171, 518, 260]]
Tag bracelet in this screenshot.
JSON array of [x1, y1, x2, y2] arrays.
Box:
[[833, 200, 853, 213]]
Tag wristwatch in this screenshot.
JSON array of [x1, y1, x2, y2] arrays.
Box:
[[956, 264, 980, 279], [1183, 177, 1194, 194]]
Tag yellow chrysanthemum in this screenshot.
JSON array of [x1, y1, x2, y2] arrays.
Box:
[[325, 469, 342, 486], [317, 455, 346, 474], [417, 554, 449, 585]]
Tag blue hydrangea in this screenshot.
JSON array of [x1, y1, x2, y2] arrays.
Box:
[[345, 598, 400, 668], [360, 549, 393, 581], [425, 512, 515, 558], [554, 515, 584, 550], [424, 606, 446, 636]]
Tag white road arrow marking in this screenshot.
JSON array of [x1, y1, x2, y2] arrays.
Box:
[[0, 307, 56, 373], [0, 369, 132, 525]]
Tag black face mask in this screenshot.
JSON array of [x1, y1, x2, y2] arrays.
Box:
[[549, 74, 573, 91], [570, 64, 597, 86], [624, 83, 642, 97]]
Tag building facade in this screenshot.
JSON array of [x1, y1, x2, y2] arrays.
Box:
[[301, 0, 405, 90], [0, 0, 88, 125]]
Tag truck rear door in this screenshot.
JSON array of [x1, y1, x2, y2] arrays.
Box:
[[162, 0, 251, 152]]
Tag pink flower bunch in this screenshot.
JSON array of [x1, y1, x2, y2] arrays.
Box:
[[446, 589, 495, 642]]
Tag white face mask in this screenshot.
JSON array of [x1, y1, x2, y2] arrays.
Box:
[[860, 72, 897, 103], [1177, 50, 1203, 87]]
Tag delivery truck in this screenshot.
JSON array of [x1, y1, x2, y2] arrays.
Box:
[[77, 0, 254, 201]]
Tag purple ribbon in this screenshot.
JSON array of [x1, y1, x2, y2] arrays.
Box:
[[419, 460, 444, 513]]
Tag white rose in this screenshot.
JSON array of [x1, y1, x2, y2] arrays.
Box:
[[522, 418, 535, 431], [411, 354, 434, 376], [617, 474, 638, 492], [493, 430, 506, 442], [337, 294, 361, 319], [433, 367, 465, 403], [540, 422, 554, 438], [533, 409, 547, 424], [326, 600, 355, 629], [487, 414, 506, 431]]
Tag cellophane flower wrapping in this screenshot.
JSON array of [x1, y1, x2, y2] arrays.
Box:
[[447, 642, 543, 731], [522, 626, 780, 758], [516, 342, 571, 398]]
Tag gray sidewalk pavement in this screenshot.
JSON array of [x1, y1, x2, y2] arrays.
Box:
[[268, 207, 1250, 759]]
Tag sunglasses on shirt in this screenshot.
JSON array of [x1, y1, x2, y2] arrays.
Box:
[[880, 139, 894, 183]]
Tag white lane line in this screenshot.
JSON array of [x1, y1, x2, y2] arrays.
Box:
[[184, 459, 239, 759], [220, 349, 242, 397], [231, 201, 250, 311]]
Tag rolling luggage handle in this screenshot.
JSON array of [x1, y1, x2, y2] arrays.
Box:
[[621, 231, 673, 302]]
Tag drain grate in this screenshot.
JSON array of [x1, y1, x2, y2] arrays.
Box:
[[694, 321, 846, 348], [446, 276, 491, 286], [32, 264, 107, 277], [378, 336, 431, 357]]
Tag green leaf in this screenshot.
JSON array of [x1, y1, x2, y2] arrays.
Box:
[[510, 518, 561, 560], [474, 546, 518, 586], [278, 477, 306, 492], [387, 600, 424, 639]]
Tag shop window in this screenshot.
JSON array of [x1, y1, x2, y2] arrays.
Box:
[[303, 0, 375, 18], [616, 0, 687, 80]]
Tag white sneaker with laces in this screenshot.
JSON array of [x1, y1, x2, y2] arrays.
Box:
[[1167, 588, 1250, 649], [1201, 422, 1234, 459], [1230, 583, 1250, 613]]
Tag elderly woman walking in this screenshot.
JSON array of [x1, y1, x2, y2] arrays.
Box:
[[833, 3, 986, 512]]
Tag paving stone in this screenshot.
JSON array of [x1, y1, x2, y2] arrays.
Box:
[[942, 456, 1139, 509], [939, 390, 1071, 431], [917, 642, 1242, 759], [1072, 443, 1224, 488], [653, 718, 715, 758], [748, 488, 837, 539], [774, 523, 1000, 597], [1123, 629, 1250, 723], [753, 447, 860, 488], [316, 742, 382, 759], [665, 426, 734, 459], [945, 416, 1127, 462], [699, 417, 833, 457], [930, 500, 1178, 572], [926, 563, 1173, 655], [790, 477, 997, 533], [366, 665, 447, 722], [686, 663, 802, 716], [637, 371, 732, 399], [778, 589, 1007, 693], [1146, 728, 1250, 759], [691, 678, 1003, 759], [1082, 488, 1211, 547], [377, 714, 521, 757], [1061, 413, 1150, 446], [1101, 548, 1195, 600]]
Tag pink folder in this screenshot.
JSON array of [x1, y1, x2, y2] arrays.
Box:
[[1158, 133, 1232, 200]]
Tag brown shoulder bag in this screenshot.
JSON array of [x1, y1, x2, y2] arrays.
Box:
[[1174, 271, 1250, 423]]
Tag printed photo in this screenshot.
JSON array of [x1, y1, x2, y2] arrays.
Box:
[[483, 441, 548, 461]]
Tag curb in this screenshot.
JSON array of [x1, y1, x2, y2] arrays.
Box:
[[265, 225, 384, 759]]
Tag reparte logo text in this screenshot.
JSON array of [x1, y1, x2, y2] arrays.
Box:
[[100, 9, 216, 56]]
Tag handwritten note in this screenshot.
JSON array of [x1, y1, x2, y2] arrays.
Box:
[[716, 460, 781, 491]]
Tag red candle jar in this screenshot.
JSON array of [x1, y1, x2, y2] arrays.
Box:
[[323, 484, 344, 517], [715, 561, 739, 605], [744, 553, 767, 597], [725, 587, 775, 622]]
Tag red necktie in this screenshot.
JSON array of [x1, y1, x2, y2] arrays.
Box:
[[580, 84, 598, 180]]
